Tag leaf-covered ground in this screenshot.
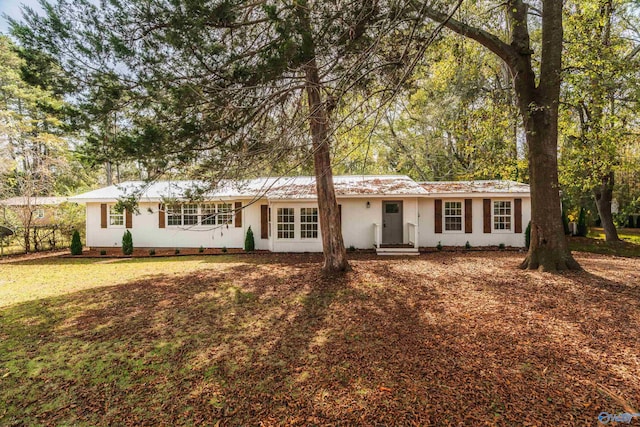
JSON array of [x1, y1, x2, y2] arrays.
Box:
[[1, 252, 639, 426]]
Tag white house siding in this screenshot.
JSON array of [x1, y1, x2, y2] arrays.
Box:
[[86, 200, 264, 249], [417, 197, 531, 248], [338, 198, 420, 249], [263, 197, 420, 252], [243, 200, 271, 251], [80, 184, 531, 251], [340, 198, 381, 249]]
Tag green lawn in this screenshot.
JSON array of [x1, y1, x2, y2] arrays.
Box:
[[1, 252, 639, 425], [0, 256, 241, 308], [569, 227, 640, 257], [589, 227, 640, 244]]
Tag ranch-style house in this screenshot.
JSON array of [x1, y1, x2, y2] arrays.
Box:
[[70, 175, 531, 254]]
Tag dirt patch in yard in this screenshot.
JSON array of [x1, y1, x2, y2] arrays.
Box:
[[1, 251, 639, 426]]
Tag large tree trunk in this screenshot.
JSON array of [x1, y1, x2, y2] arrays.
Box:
[[521, 111, 580, 270], [589, 2, 619, 243], [296, 1, 349, 274], [517, 0, 580, 271], [594, 172, 620, 242], [303, 58, 350, 274], [422, 0, 582, 271]]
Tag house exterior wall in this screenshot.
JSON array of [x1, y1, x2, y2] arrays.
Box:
[[268, 198, 419, 252], [417, 196, 531, 248], [86, 200, 264, 249], [84, 195, 530, 250]]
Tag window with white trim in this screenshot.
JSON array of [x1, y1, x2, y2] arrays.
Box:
[[167, 204, 182, 226], [166, 203, 235, 227], [182, 204, 198, 225], [35, 208, 45, 219], [300, 207, 318, 239], [201, 204, 216, 225], [444, 201, 463, 231], [109, 205, 124, 226], [494, 200, 512, 230], [217, 203, 233, 225], [277, 208, 295, 239]]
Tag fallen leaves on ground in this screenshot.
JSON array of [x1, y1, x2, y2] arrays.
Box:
[[1, 251, 639, 426]]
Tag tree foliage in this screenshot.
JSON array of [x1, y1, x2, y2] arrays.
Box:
[[559, 0, 640, 240], [0, 35, 83, 251], [334, 35, 526, 182], [13, 0, 446, 272], [421, 0, 581, 271]]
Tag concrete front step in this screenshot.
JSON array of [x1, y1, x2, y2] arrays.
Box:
[[375, 246, 420, 256], [376, 251, 420, 256]]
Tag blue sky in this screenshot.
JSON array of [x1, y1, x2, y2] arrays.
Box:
[[0, 0, 42, 35]]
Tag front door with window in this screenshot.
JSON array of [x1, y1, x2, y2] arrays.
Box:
[[382, 201, 403, 244]]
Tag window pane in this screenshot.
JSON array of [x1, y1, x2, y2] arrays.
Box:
[[385, 203, 399, 214], [277, 208, 295, 239], [217, 203, 233, 225], [493, 201, 512, 230], [109, 206, 124, 226], [183, 204, 198, 225], [167, 204, 181, 226], [444, 201, 463, 231], [301, 207, 318, 239], [201, 204, 216, 225]]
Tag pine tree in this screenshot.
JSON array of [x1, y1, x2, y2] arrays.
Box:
[[70, 230, 82, 255], [14, 0, 410, 273], [244, 226, 255, 252], [577, 208, 588, 237], [122, 230, 133, 255]]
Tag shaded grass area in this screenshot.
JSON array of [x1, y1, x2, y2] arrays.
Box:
[[1, 252, 639, 425], [569, 228, 640, 257]]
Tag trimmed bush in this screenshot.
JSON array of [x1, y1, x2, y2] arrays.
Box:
[[244, 226, 255, 251], [525, 221, 531, 249], [149, 249, 156, 256], [70, 230, 82, 255], [577, 207, 588, 237], [465, 241, 471, 250], [199, 246, 204, 253], [222, 246, 228, 253], [100, 250, 107, 256], [436, 241, 443, 251], [175, 248, 180, 255], [347, 245, 356, 252], [122, 230, 133, 255], [498, 243, 506, 251]]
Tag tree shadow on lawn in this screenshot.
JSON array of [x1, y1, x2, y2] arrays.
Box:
[[0, 260, 352, 425], [1, 253, 638, 425]]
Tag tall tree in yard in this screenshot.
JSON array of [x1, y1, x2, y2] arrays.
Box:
[[422, 0, 581, 271], [560, 0, 640, 242], [0, 35, 69, 252], [13, 0, 422, 273]]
